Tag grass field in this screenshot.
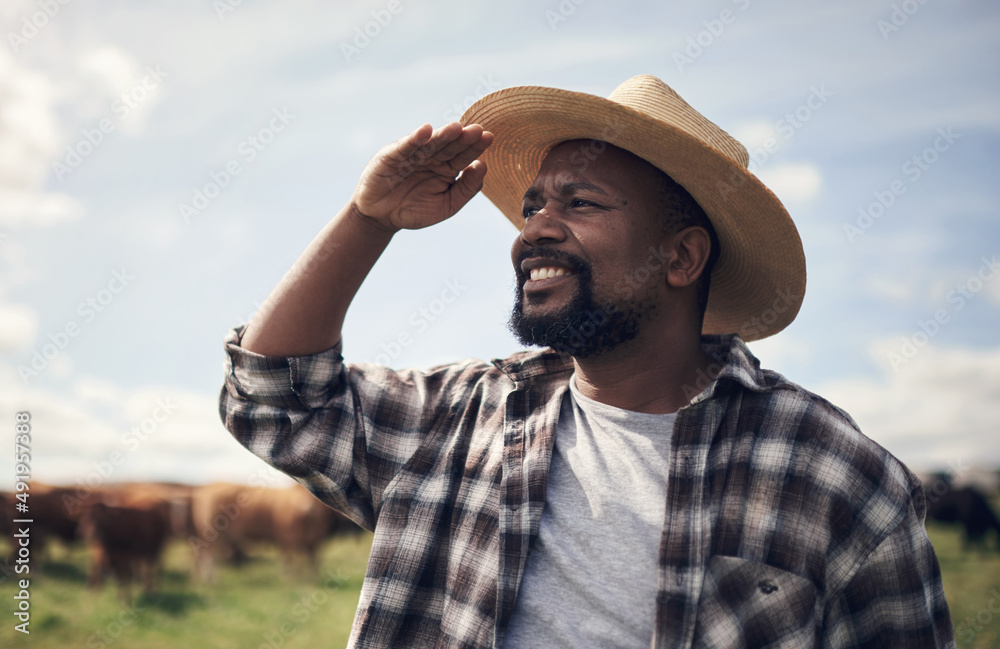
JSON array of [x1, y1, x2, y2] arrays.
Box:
[[1, 524, 997, 648], [0, 534, 373, 649]]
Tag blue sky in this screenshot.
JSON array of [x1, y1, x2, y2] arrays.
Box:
[[2, 0, 998, 488]]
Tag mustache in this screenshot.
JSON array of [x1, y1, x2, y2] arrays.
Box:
[[514, 249, 591, 283]]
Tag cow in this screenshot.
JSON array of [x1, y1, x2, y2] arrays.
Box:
[[2, 483, 132, 587], [1, 483, 99, 567], [189, 482, 341, 581], [925, 484, 1000, 552], [1, 481, 195, 594], [24, 483, 88, 546], [116, 481, 195, 539], [78, 489, 174, 599]]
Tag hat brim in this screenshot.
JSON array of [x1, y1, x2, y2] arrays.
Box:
[[461, 84, 806, 342]]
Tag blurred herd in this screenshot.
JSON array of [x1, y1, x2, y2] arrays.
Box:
[[0, 481, 363, 599]]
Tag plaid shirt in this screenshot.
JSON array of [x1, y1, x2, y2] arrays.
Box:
[[219, 326, 955, 648]]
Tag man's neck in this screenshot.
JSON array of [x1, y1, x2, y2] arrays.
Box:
[[570, 325, 715, 414]]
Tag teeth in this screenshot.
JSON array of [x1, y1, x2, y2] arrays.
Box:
[[529, 267, 572, 281]]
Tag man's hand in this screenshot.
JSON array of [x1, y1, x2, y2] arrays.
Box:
[[240, 121, 493, 356], [351, 122, 494, 232]]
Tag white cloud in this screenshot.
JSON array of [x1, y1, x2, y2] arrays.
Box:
[[71, 375, 124, 406], [731, 120, 777, 150], [756, 163, 822, 204], [0, 302, 38, 352], [75, 45, 166, 136], [0, 39, 163, 230], [818, 343, 1000, 472], [0, 236, 37, 289], [0, 367, 285, 487], [0, 47, 84, 228], [78, 46, 141, 95], [0, 188, 84, 227]]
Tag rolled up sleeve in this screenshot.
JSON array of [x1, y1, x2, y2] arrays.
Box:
[[218, 325, 438, 531]]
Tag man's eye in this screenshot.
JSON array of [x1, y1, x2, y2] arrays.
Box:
[[570, 199, 596, 208], [522, 205, 539, 218]]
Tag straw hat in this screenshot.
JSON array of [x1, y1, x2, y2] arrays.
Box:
[[460, 74, 805, 342]]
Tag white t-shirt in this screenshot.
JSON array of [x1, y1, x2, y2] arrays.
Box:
[[502, 374, 677, 648]]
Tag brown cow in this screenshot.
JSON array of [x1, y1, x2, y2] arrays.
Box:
[[24, 483, 89, 546], [116, 482, 195, 539], [78, 489, 173, 599], [1, 483, 99, 566], [2, 482, 194, 594], [190, 482, 338, 581]]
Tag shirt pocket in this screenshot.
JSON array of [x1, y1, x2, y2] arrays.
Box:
[[692, 555, 817, 649]]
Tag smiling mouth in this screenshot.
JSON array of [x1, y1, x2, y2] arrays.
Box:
[[528, 266, 575, 281]]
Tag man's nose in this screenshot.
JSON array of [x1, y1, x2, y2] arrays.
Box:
[[519, 205, 567, 246]]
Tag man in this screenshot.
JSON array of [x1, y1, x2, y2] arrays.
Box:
[[219, 75, 955, 647]]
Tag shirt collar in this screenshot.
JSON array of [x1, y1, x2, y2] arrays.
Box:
[[493, 333, 772, 395], [690, 333, 773, 404]]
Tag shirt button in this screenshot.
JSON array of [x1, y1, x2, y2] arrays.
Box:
[[758, 580, 778, 594]]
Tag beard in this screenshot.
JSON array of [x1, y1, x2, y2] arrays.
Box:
[[507, 249, 656, 359]]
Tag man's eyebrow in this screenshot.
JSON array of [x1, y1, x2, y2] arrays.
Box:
[[522, 182, 609, 203]]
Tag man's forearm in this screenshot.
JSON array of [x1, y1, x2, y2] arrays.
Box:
[[239, 203, 395, 357]]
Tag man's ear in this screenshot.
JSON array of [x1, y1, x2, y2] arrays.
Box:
[[664, 226, 712, 289]]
